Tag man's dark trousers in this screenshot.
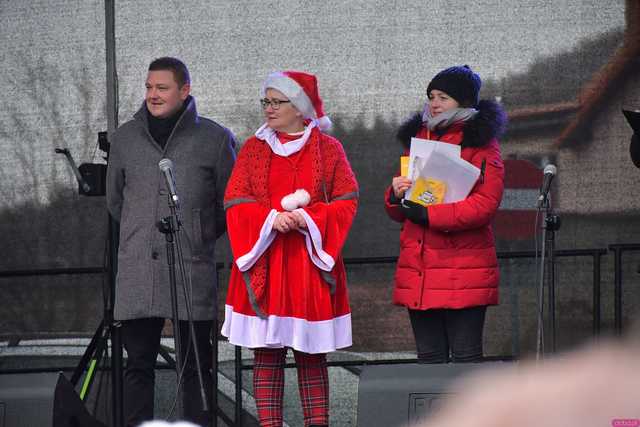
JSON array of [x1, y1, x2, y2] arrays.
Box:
[[122, 317, 213, 427]]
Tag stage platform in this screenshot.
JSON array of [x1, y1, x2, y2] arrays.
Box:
[[0, 337, 422, 426]]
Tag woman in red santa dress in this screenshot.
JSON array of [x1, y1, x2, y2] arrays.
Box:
[[221, 70, 358, 427]]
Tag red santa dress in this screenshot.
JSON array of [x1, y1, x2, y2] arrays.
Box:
[[221, 123, 358, 354]]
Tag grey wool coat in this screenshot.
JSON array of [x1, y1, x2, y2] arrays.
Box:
[[106, 96, 237, 321]]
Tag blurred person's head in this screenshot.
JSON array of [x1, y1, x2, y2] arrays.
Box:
[[417, 339, 640, 427], [138, 421, 200, 427]]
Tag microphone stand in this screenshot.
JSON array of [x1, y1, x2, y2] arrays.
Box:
[[157, 195, 209, 420], [535, 194, 561, 360], [157, 214, 184, 419]]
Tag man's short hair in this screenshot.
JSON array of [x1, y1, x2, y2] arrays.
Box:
[[148, 57, 191, 87]]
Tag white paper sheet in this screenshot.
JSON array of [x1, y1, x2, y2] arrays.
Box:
[[405, 138, 480, 204], [406, 137, 461, 179]]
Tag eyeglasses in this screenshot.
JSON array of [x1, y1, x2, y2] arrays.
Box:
[[260, 98, 291, 110]]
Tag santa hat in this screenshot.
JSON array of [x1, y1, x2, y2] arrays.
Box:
[[262, 71, 332, 131]]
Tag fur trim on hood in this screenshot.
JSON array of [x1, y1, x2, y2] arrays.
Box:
[[396, 99, 507, 149]]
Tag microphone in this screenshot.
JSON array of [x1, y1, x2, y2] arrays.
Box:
[[537, 164, 557, 208], [158, 158, 180, 208]]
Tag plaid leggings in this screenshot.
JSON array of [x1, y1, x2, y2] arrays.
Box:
[[253, 348, 329, 427]]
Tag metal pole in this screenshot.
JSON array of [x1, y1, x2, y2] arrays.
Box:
[[109, 215, 123, 427], [235, 346, 243, 426], [212, 316, 218, 427], [613, 247, 623, 335], [111, 321, 123, 427], [105, 0, 118, 135], [593, 252, 601, 336], [164, 216, 184, 419], [104, 5, 123, 424], [535, 206, 548, 360], [548, 222, 556, 354]]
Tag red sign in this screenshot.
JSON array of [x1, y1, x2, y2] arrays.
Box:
[[494, 159, 543, 240]]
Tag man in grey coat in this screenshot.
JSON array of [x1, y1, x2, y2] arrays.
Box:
[[106, 57, 236, 427]]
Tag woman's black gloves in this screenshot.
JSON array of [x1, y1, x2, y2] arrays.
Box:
[[388, 190, 402, 205], [401, 199, 429, 226], [388, 188, 429, 226]]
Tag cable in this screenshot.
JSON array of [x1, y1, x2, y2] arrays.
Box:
[[534, 206, 546, 361], [534, 207, 541, 358], [164, 211, 208, 420]]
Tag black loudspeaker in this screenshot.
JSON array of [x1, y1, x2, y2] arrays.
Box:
[[0, 372, 105, 427], [356, 363, 502, 427]]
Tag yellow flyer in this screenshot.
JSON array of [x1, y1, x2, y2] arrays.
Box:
[[407, 178, 447, 206]]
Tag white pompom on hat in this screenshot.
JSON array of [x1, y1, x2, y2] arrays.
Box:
[[262, 71, 332, 131]]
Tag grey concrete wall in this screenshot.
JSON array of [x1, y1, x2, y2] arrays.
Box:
[[110, 0, 626, 137]]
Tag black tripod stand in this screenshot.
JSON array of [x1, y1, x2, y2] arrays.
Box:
[[56, 144, 124, 427], [157, 215, 185, 419], [69, 216, 124, 426]]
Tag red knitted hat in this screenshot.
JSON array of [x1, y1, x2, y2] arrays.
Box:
[[262, 70, 332, 130]]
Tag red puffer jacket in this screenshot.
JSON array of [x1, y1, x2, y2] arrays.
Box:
[[385, 100, 506, 310]]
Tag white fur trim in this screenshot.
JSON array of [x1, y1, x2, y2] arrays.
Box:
[[235, 209, 278, 271], [317, 115, 332, 131], [295, 208, 335, 271], [263, 72, 317, 120], [234, 204, 334, 273], [221, 305, 352, 354]]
